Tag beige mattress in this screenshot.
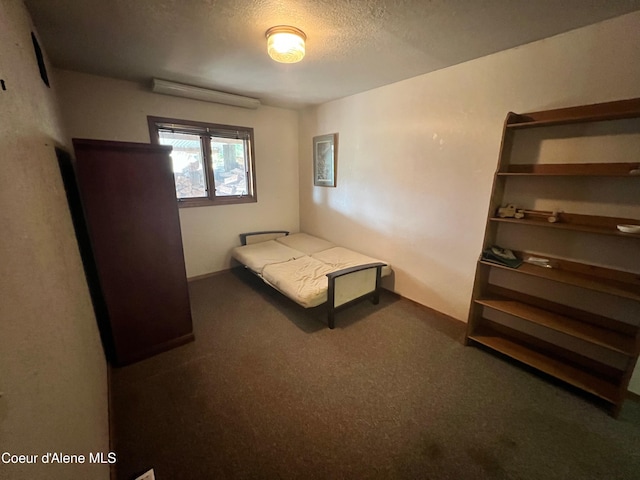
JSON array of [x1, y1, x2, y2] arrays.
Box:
[[232, 232, 391, 308], [312, 247, 392, 277], [275, 232, 335, 255], [231, 240, 305, 274], [262, 256, 335, 307]]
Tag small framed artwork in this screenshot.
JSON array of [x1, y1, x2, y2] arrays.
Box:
[[313, 133, 337, 187]]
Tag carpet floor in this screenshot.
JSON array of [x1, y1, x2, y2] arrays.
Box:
[[110, 269, 640, 480]]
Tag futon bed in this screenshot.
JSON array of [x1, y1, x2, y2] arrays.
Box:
[[231, 231, 392, 328]]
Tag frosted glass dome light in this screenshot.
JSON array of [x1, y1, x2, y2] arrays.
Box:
[[266, 26, 306, 63]]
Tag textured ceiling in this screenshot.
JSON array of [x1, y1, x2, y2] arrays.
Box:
[[24, 0, 640, 109]]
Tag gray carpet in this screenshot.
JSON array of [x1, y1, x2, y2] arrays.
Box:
[[110, 269, 640, 480]]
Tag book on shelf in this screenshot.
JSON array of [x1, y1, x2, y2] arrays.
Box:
[[481, 246, 523, 268]]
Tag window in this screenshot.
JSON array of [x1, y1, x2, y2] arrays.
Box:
[[148, 116, 257, 207]]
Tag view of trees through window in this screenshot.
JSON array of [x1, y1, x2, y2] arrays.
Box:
[[158, 132, 249, 199], [158, 131, 205, 198], [149, 116, 256, 207], [210, 136, 248, 197]]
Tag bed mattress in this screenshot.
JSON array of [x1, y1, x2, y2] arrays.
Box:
[[311, 247, 392, 277], [231, 240, 305, 274], [275, 232, 335, 255], [262, 256, 335, 308], [232, 232, 391, 309]]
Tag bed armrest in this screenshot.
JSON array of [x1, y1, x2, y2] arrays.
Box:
[[239, 230, 289, 245], [326, 262, 386, 329]]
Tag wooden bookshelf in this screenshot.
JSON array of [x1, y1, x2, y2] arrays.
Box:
[[466, 97, 640, 417]]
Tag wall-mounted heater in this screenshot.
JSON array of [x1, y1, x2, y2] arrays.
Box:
[[151, 79, 261, 109]]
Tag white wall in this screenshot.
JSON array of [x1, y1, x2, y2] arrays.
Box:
[[0, 1, 109, 478], [298, 13, 640, 392], [55, 70, 300, 278]]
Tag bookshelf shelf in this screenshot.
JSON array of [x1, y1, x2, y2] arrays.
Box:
[[468, 324, 621, 404], [474, 297, 635, 355], [497, 162, 640, 176], [489, 214, 640, 239]]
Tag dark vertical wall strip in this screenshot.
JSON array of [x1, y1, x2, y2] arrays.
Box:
[[31, 32, 50, 87]]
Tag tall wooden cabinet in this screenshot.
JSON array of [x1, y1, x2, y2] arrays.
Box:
[[465, 98, 640, 416], [73, 139, 194, 366]]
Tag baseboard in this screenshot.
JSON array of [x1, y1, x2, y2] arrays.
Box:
[[382, 289, 466, 343], [187, 268, 232, 282], [113, 333, 195, 367]]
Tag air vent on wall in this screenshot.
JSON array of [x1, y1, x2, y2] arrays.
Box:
[[151, 79, 261, 109]]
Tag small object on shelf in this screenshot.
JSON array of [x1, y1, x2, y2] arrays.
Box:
[[517, 209, 561, 223], [523, 255, 552, 268], [629, 169, 640, 175], [616, 224, 640, 233], [481, 246, 523, 268], [522, 210, 560, 223], [497, 204, 519, 218], [496, 205, 562, 222]]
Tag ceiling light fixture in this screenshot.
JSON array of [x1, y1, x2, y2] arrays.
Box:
[[265, 26, 306, 64], [151, 79, 261, 109]]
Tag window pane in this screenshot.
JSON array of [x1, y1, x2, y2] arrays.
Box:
[[210, 136, 249, 196], [158, 131, 206, 199]]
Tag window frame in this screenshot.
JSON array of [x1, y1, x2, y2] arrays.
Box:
[[148, 116, 257, 208]]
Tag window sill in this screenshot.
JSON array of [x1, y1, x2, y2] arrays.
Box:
[[177, 196, 257, 208]]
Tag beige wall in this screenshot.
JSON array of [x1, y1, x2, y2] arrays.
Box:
[[0, 1, 109, 478], [55, 71, 300, 278], [298, 13, 640, 391]]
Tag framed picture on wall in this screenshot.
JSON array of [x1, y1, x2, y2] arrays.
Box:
[[313, 133, 337, 187]]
